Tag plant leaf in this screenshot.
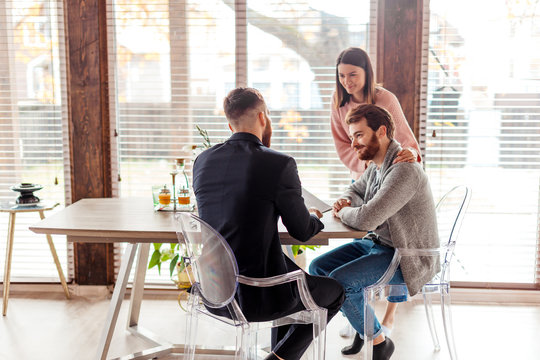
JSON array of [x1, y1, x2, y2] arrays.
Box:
[[301, 245, 320, 251], [291, 245, 300, 257], [169, 254, 179, 278], [153, 243, 162, 251], [148, 250, 160, 269]]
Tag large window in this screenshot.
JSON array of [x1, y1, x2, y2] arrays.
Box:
[[107, 0, 374, 283], [246, 1, 372, 200], [0, 0, 69, 282], [108, 0, 236, 198], [425, 0, 540, 287]]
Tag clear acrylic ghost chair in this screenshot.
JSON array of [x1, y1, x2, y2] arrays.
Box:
[[175, 212, 328, 360], [363, 185, 471, 360]]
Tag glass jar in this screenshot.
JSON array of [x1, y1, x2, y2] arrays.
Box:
[[158, 185, 171, 205]]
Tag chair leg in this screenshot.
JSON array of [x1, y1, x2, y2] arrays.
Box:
[[184, 293, 199, 360], [313, 309, 327, 360], [238, 323, 252, 360], [422, 288, 441, 351], [363, 288, 376, 360], [441, 288, 458, 360], [309, 311, 320, 360]]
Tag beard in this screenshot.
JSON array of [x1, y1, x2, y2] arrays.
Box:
[[355, 133, 380, 160], [262, 121, 272, 147]]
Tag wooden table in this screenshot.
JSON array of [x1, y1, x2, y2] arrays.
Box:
[[30, 198, 364, 360], [1, 201, 70, 316]]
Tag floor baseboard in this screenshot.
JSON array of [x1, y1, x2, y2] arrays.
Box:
[[3, 283, 540, 305]]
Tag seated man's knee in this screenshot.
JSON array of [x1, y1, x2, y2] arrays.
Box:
[[308, 257, 325, 276], [328, 267, 373, 295]]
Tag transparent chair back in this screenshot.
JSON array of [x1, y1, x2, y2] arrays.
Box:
[[363, 185, 471, 360], [176, 212, 328, 360], [176, 212, 239, 309], [434, 185, 471, 282]]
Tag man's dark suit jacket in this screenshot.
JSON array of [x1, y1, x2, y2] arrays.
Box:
[[193, 132, 324, 320]]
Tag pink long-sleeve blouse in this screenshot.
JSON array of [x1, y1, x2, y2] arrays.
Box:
[[330, 87, 421, 180]]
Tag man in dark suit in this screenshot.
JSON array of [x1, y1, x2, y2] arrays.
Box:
[[193, 87, 345, 360]]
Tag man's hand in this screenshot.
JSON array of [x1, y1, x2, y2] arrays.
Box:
[[393, 148, 417, 164], [308, 207, 323, 219], [333, 198, 351, 217]]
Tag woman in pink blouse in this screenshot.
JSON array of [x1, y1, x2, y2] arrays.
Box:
[[331, 47, 420, 180], [329, 47, 420, 355]]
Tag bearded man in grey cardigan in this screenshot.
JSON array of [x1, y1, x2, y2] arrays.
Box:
[[309, 104, 439, 360]]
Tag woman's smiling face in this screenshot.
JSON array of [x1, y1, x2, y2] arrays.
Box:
[[338, 63, 366, 102]]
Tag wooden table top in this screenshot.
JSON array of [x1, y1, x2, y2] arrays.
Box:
[[29, 198, 364, 245]]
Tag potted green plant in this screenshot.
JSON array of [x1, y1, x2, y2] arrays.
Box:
[[290, 244, 320, 269], [291, 244, 320, 258], [148, 243, 192, 289]]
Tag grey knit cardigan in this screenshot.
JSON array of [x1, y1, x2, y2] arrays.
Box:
[[338, 140, 440, 296]]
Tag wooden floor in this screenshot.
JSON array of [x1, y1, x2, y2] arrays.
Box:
[[1, 290, 540, 360]]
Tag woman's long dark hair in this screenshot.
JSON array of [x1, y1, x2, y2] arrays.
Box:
[[333, 47, 378, 109]]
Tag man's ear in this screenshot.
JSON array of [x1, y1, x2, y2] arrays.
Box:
[[228, 123, 234, 132], [377, 125, 387, 139], [258, 111, 266, 127]]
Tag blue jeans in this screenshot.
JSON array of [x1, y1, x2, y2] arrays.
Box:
[[309, 238, 406, 339]]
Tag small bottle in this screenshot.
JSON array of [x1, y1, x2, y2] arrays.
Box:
[[176, 158, 191, 207], [158, 185, 171, 205]]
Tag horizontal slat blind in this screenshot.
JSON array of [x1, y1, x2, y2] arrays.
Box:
[[108, 0, 372, 284], [107, 0, 237, 284], [0, 0, 70, 282], [425, 0, 540, 286], [245, 0, 371, 201]]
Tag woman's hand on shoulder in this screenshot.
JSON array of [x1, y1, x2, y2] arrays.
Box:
[[393, 147, 418, 164]]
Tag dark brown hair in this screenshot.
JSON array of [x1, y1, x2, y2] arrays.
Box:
[[223, 87, 265, 125], [346, 104, 395, 139], [333, 47, 377, 109]]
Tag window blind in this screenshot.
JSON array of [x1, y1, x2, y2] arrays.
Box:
[[244, 0, 372, 201], [107, 0, 373, 284], [0, 0, 71, 283], [424, 0, 540, 287]]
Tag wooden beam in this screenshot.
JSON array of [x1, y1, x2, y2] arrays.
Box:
[[377, 0, 425, 139], [64, 0, 114, 285]]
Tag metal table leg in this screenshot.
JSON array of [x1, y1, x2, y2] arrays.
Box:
[[96, 242, 139, 360], [127, 243, 150, 328], [100, 241, 235, 360]]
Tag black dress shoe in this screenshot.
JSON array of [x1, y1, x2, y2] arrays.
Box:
[[264, 352, 279, 360], [373, 337, 395, 360], [341, 332, 364, 355]]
